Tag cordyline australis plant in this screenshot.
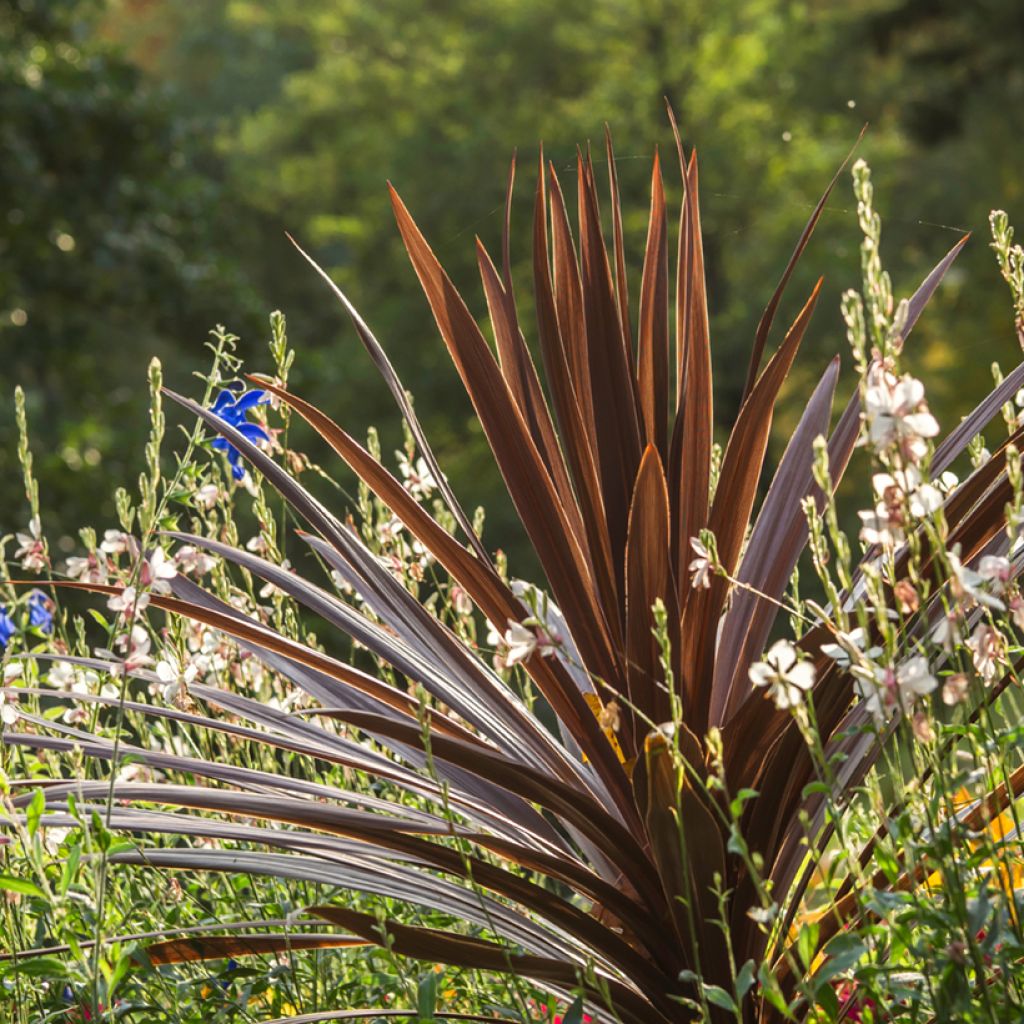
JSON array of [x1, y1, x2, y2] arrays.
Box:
[[5, 121, 1024, 1022]]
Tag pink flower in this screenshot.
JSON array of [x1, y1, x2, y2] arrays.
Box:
[[65, 552, 107, 585], [100, 529, 132, 555], [688, 536, 713, 589], [140, 548, 177, 594], [503, 619, 559, 667], [14, 517, 46, 572], [107, 586, 150, 618], [174, 545, 217, 576], [966, 622, 1007, 683], [863, 363, 939, 463]]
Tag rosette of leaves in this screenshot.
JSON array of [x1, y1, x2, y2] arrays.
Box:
[[6, 119, 1024, 1022]]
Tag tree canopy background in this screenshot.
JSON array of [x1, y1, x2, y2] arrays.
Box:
[[3, 0, 1023, 569]]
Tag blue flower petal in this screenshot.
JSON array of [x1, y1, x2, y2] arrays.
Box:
[[0, 606, 14, 650], [27, 591, 53, 633], [237, 423, 271, 444], [233, 389, 268, 413], [210, 390, 236, 416], [207, 387, 269, 482]]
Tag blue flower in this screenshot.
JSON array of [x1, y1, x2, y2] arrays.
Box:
[[27, 590, 54, 634], [209, 388, 271, 480], [0, 607, 14, 651]]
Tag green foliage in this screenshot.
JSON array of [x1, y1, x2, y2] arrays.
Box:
[[9, 0, 1024, 568], [0, 0, 262, 545]]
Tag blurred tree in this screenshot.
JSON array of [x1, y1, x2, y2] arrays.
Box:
[[104, 0, 875, 559], [0, 0, 260, 551], [9, 0, 1024, 570]]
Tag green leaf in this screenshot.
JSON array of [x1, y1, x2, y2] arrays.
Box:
[[107, 949, 134, 1000], [815, 979, 840, 1019], [758, 963, 796, 1021], [59, 843, 81, 897], [727, 831, 749, 856], [86, 608, 111, 631], [561, 996, 585, 1024], [798, 920, 820, 970], [105, 841, 139, 858], [802, 780, 831, 799], [812, 934, 868, 984], [0, 875, 46, 899], [735, 958, 756, 1000], [703, 984, 738, 1013], [416, 970, 438, 1020], [0, 956, 67, 978], [729, 787, 759, 818], [26, 788, 45, 839]]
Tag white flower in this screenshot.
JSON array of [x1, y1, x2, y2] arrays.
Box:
[[819, 627, 882, 667], [948, 548, 1007, 611], [863, 365, 940, 463], [503, 619, 558, 667], [115, 625, 153, 671], [858, 506, 901, 547], [117, 762, 163, 783], [485, 620, 510, 671], [100, 529, 131, 555], [259, 560, 290, 599], [853, 655, 936, 722], [154, 654, 198, 706], [190, 627, 230, 675], [449, 586, 473, 616], [14, 517, 46, 572], [1, 690, 19, 725], [966, 623, 1006, 684], [107, 586, 150, 617], [79, 669, 105, 694], [62, 706, 89, 725], [859, 469, 943, 547], [749, 640, 816, 710], [330, 569, 353, 595], [40, 827, 70, 854], [377, 516, 405, 544], [65, 553, 106, 585], [931, 611, 963, 652], [58, 668, 116, 724], [141, 548, 177, 595], [3, 662, 23, 683], [856, 655, 937, 720], [688, 536, 713, 590], [267, 689, 303, 714], [977, 555, 1012, 596], [895, 655, 938, 703], [747, 902, 778, 925], [942, 673, 970, 706], [397, 452, 436, 499], [194, 483, 221, 510], [46, 661, 77, 690], [504, 621, 538, 666], [1011, 596, 1024, 631], [174, 545, 217, 576], [908, 482, 943, 519]]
